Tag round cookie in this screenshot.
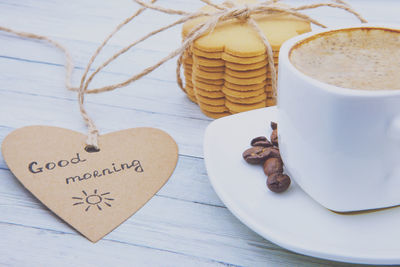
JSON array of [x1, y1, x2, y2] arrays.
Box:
[[265, 88, 274, 95], [193, 55, 225, 67], [198, 101, 229, 113], [182, 84, 189, 95], [194, 46, 272, 65], [183, 56, 193, 65], [193, 48, 269, 64], [183, 64, 192, 72], [225, 73, 267, 85], [225, 66, 267, 78], [192, 47, 222, 59], [193, 41, 265, 57], [222, 53, 266, 64], [194, 80, 223, 91], [184, 73, 193, 84], [225, 100, 266, 113], [184, 74, 193, 82], [183, 57, 193, 65], [195, 93, 226, 106], [184, 62, 192, 69], [197, 64, 225, 72], [194, 87, 225, 98], [225, 60, 268, 71], [222, 58, 279, 71], [266, 98, 277, 106], [186, 78, 193, 87], [185, 85, 195, 95], [224, 80, 266, 91], [183, 62, 193, 70], [222, 86, 265, 98], [223, 48, 267, 59], [201, 110, 231, 119], [183, 58, 193, 64], [195, 87, 225, 98], [193, 67, 224, 80], [194, 65, 270, 80], [184, 69, 193, 76], [186, 92, 197, 103], [184, 69, 192, 77], [226, 93, 267, 104], [194, 76, 224, 85]]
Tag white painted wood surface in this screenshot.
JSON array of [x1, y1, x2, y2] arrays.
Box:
[[0, 1, 398, 266]]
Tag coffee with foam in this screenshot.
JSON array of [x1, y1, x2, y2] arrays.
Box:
[[290, 28, 400, 90]]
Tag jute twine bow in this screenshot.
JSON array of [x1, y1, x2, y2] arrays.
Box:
[[0, 0, 367, 149]]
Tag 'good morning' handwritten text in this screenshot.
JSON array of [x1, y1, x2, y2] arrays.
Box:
[[28, 153, 143, 185]]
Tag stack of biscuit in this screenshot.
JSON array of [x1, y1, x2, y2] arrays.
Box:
[[181, 0, 311, 118]]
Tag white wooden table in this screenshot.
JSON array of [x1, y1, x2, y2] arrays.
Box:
[[0, 1, 398, 266]]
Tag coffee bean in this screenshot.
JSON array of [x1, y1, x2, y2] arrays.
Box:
[[270, 129, 278, 147], [242, 146, 280, 164], [267, 173, 291, 193], [253, 140, 272, 147], [270, 121, 277, 130], [242, 146, 265, 164], [263, 146, 280, 159], [252, 136, 272, 147], [263, 157, 283, 176], [250, 136, 268, 146], [254, 147, 280, 161]]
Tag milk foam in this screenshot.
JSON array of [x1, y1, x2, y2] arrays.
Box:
[[290, 28, 400, 90]]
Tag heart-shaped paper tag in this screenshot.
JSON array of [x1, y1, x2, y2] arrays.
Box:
[[1, 126, 178, 242]]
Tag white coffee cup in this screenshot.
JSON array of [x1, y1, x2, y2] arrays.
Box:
[[278, 25, 400, 212]]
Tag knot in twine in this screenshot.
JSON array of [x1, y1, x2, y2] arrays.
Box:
[[0, 0, 367, 149], [226, 3, 252, 20]]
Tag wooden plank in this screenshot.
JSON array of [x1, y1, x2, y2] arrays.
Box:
[[0, 32, 183, 83], [0, 223, 223, 267], [0, 0, 200, 53], [0, 169, 357, 266], [0, 48, 206, 120], [0, 55, 211, 124]]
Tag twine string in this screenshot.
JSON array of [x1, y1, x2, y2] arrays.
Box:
[[0, 26, 75, 93], [0, 0, 367, 148], [79, 0, 157, 94]]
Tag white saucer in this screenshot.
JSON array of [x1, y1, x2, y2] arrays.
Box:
[[204, 106, 400, 265]]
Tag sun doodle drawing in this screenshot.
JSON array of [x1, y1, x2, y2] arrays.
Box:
[[72, 189, 114, 212]]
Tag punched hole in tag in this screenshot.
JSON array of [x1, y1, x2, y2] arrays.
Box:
[[85, 145, 100, 153]]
